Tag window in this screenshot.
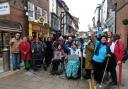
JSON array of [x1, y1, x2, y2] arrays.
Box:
[[35, 6, 42, 20], [42, 10, 48, 23], [28, 2, 34, 20]]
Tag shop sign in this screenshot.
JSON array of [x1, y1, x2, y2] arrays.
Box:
[[39, 16, 44, 23], [0, 2, 10, 15]]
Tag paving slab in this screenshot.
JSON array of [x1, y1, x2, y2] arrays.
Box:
[[0, 61, 128, 89]]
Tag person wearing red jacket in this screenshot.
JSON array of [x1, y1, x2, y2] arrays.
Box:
[[112, 34, 125, 85], [19, 37, 31, 70]]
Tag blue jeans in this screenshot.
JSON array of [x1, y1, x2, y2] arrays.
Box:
[[12, 53, 20, 70]]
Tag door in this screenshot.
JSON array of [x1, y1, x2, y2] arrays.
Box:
[[0, 32, 12, 72]]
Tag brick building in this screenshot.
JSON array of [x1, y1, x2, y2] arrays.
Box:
[[116, 0, 128, 47], [0, 0, 26, 32], [0, 0, 50, 56], [28, 0, 49, 37], [0, 0, 26, 56]]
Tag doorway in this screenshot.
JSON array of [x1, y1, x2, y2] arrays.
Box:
[[0, 32, 13, 73]]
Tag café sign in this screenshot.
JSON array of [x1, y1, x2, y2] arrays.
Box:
[[0, 2, 10, 15]]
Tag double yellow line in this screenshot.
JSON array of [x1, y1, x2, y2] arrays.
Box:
[[88, 79, 97, 89]]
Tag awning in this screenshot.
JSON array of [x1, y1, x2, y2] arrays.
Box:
[[0, 19, 22, 32], [0, 26, 22, 32]]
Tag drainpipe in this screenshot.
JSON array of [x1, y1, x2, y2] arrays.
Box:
[[114, 3, 117, 34]]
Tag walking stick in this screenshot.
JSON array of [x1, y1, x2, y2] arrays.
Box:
[[81, 46, 83, 80], [99, 57, 109, 88]]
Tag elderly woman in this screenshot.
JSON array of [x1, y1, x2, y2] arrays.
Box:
[[111, 34, 125, 85], [44, 37, 53, 70], [19, 37, 31, 70], [84, 39, 94, 79], [31, 38, 44, 71], [92, 36, 111, 84]]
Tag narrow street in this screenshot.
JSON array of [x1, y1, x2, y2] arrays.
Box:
[[0, 0, 128, 89], [0, 62, 128, 89], [0, 70, 87, 89]]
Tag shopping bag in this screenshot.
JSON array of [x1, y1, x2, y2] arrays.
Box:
[[25, 59, 30, 70]]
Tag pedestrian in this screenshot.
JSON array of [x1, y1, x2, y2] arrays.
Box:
[[9, 33, 22, 70], [28, 36, 33, 44], [84, 39, 94, 79], [39, 36, 46, 64], [82, 35, 90, 78], [107, 42, 118, 85], [50, 43, 65, 74], [82, 35, 90, 58], [92, 36, 111, 84], [65, 43, 81, 79], [31, 37, 44, 71], [19, 36, 31, 71], [112, 34, 125, 85], [107, 31, 113, 45], [44, 37, 53, 70]]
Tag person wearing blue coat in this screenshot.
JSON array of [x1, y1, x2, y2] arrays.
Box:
[[92, 36, 111, 84]]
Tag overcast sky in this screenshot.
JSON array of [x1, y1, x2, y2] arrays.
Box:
[[64, 0, 102, 31]]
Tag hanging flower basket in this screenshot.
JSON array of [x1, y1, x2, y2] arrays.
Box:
[[122, 19, 128, 25]]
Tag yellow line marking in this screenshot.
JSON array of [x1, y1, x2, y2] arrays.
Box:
[[91, 78, 97, 89], [88, 79, 92, 89], [93, 86, 97, 89]]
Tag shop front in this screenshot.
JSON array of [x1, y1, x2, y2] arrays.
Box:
[[0, 19, 22, 72], [28, 21, 49, 38], [0, 20, 22, 57]]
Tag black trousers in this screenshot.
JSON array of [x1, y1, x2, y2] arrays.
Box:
[[52, 60, 62, 71], [92, 60, 105, 83], [107, 54, 117, 84], [45, 55, 52, 67], [108, 66, 117, 83], [85, 69, 91, 79]]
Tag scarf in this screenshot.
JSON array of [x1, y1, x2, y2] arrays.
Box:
[[95, 42, 107, 55]]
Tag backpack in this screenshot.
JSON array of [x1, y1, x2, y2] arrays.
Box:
[[117, 41, 128, 63], [122, 48, 128, 63]]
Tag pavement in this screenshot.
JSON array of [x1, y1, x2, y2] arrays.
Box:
[[0, 61, 127, 89], [0, 57, 3, 73], [0, 70, 88, 89]]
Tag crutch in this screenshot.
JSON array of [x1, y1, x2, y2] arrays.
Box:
[[99, 57, 110, 88]]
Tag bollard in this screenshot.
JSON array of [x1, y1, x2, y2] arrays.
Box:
[[3, 47, 10, 72]]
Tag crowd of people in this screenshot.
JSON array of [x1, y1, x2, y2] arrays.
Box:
[[9, 31, 127, 87]]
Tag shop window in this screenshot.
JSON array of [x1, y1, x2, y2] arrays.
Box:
[[42, 10, 48, 23], [35, 6, 42, 21], [28, 2, 34, 20]]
